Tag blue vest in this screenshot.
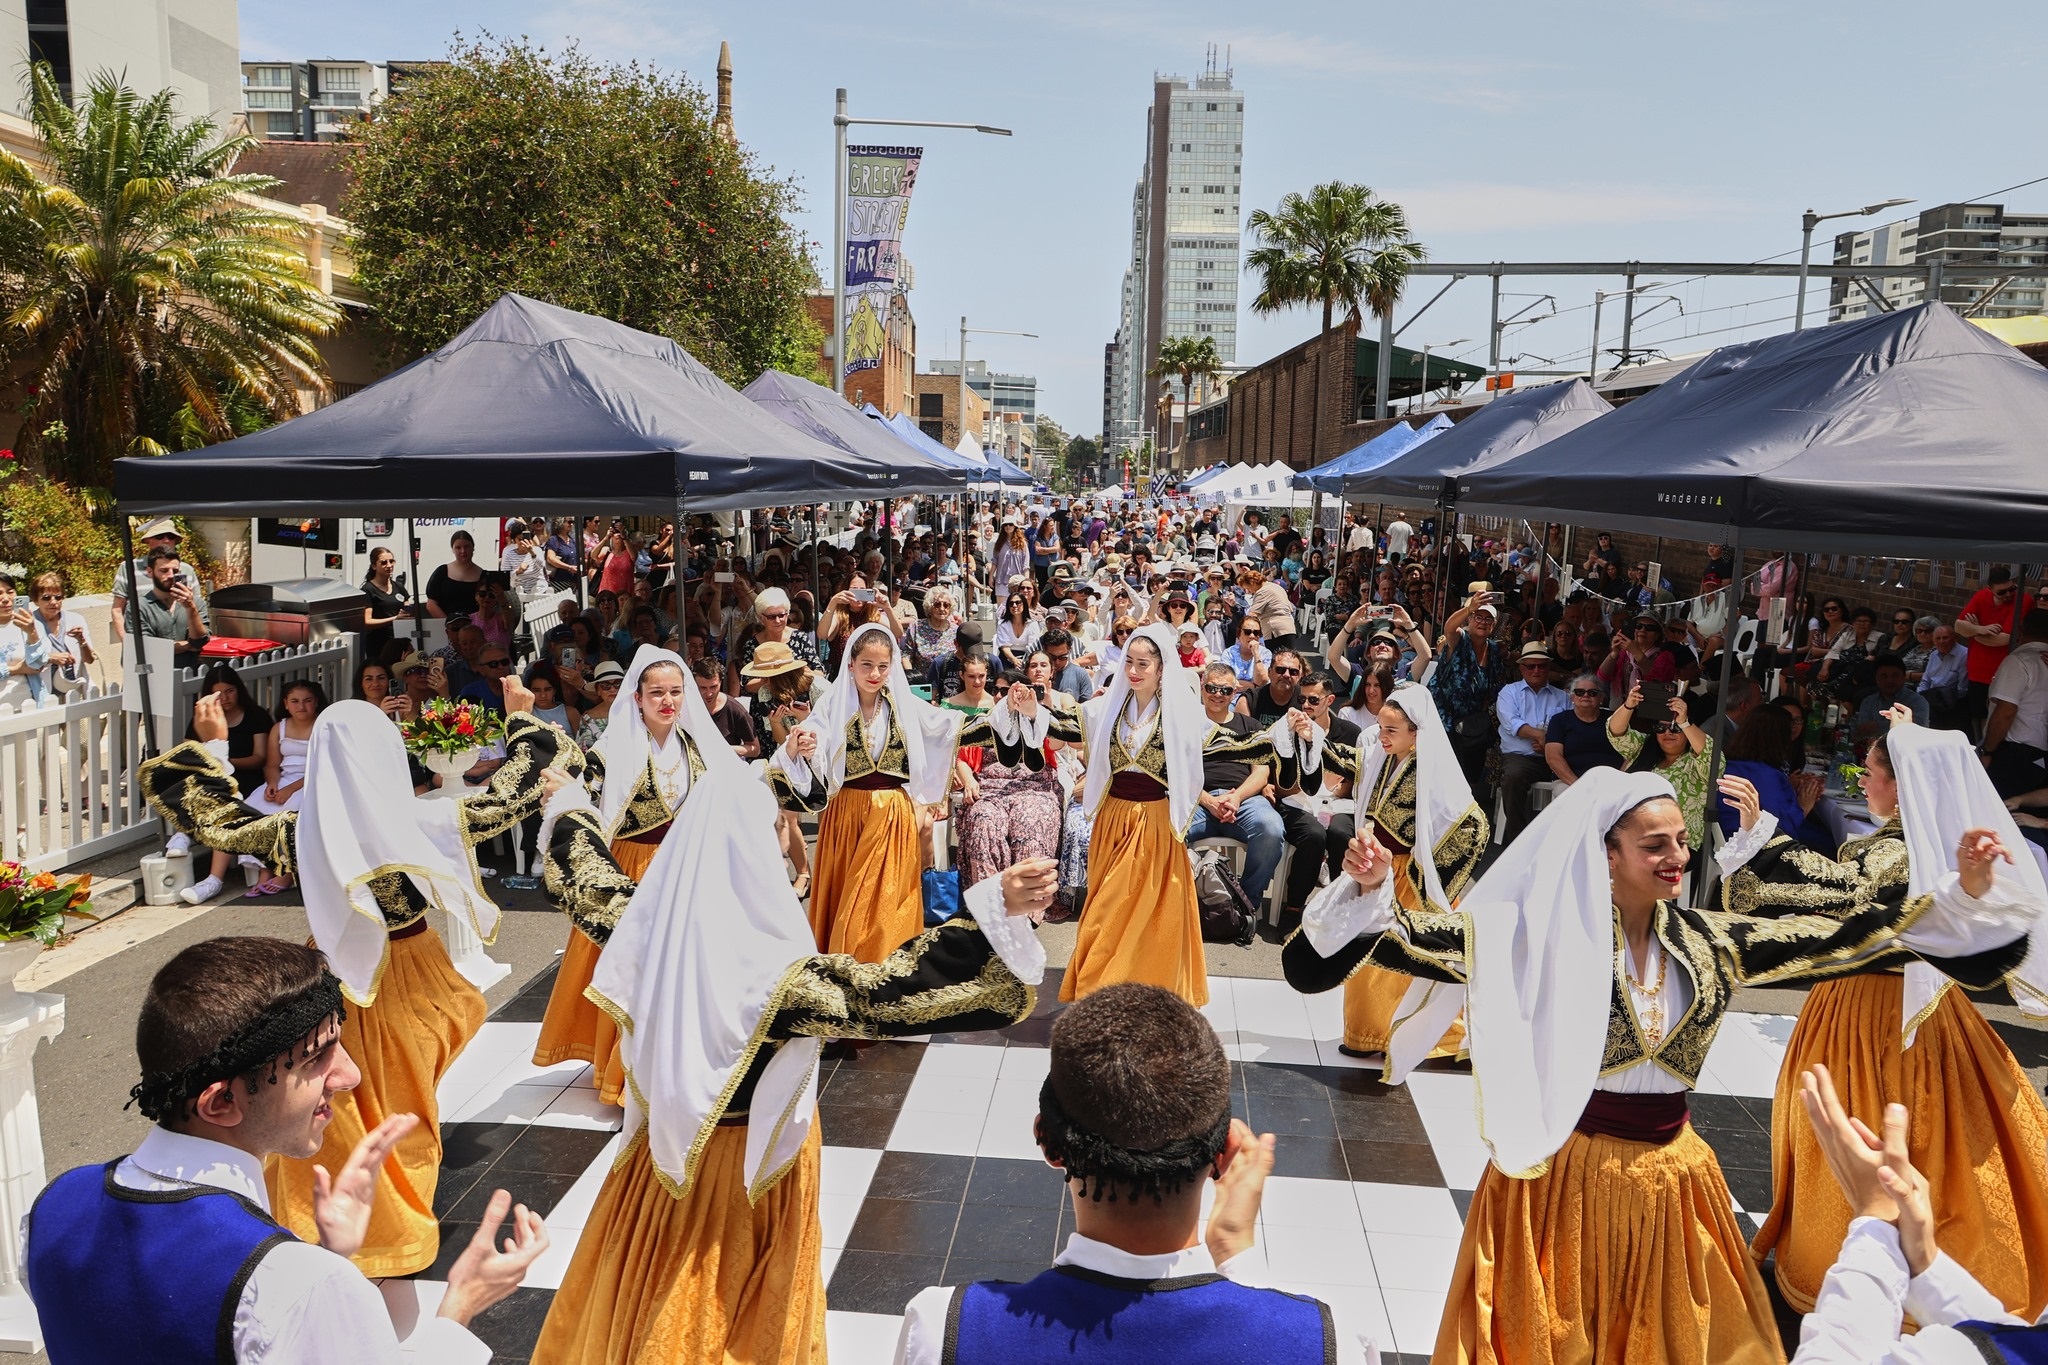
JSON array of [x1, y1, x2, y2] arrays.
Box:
[[1957, 1321, 2048, 1364], [943, 1264, 1334, 1365], [25, 1160, 297, 1365]]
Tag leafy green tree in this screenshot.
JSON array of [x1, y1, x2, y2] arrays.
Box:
[[0, 66, 339, 487], [1245, 181, 1425, 333], [1151, 333, 1222, 406], [346, 36, 820, 386]]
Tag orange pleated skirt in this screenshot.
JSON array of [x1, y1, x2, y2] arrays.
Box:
[[1342, 852, 1466, 1057], [1063, 795, 1207, 1007], [1438, 1124, 1780, 1365], [809, 784, 923, 962], [267, 926, 487, 1278], [532, 835, 662, 1106], [531, 1122, 826, 1365], [1750, 972, 2048, 1317]]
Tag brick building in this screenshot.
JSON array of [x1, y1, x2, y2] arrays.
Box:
[[806, 291, 917, 417], [909, 375, 988, 451]]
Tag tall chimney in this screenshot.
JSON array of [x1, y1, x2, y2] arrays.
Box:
[[713, 41, 735, 144]]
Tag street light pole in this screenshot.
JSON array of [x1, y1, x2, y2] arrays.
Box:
[[831, 95, 1013, 399], [1795, 197, 1913, 331], [1415, 338, 1468, 414]]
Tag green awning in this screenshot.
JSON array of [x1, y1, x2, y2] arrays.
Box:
[[1355, 339, 1487, 398]]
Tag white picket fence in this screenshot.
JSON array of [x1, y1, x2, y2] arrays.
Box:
[[0, 637, 357, 874]]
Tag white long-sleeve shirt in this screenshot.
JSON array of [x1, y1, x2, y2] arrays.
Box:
[[1791, 1217, 2037, 1364], [40, 1127, 489, 1364], [893, 1232, 1380, 1365]]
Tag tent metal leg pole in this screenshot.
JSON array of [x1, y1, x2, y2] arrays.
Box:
[[406, 517, 426, 649], [575, 515, 586, 610], [1538, 521, 1552, 616], [1704, 530, 1744, 891], [809, 504, 821, 646], [119, 510, 158, 761]]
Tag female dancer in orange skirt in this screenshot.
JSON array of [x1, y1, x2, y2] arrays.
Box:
[[771, 621, 1030, 963], [1041, 621, 1210, 1006], [1723, 714, 2048, 1318], [529, 668, 1053, 1365], [142, 681, 571, 1277], [1284, 763, 2034, 1365], [1329, 684, 1488, 1059], [532, 648, 694, 1106]]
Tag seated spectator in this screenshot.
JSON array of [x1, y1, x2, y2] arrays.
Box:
[[954, 671, 1064, 887], [1817, 607, 1882, 703], [1185, 662, 1286, 906], [131, 549, 205, 669], [164, 665, 271, 903], [576, 659, 624, 749], [1607, 686, 1717, 857], [1222, 618, 1272, 692], [1039, 626, 1097, 703], [929, 623, 987, 701], [1854, 654, 1930, 742], [1338, 662, 1395, 733], [523, 662, 581, 734], [940, 653, 995, 718], [1918, 624, 1970, 728], [1787, 1064, 2048, 1364], [1496, 643, 1570, 844], [432, 616, 487, 698], [1175, 621, 1207, 670], [1900, 614, 1939, 682], [994, 591, 1041, 671], [1244, 647, 1305, 725], [904, 587, 959, 677], [688, 656, 758, 759], [242, 679, 329, 897], [1983, 594, 2048, 800], [896, 983, 1373, 1363], [1713, 705, 1829, 851]]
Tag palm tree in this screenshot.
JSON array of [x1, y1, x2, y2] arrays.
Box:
[[0, 65, 340, 487], [1245, 181, 1426, 333], [1152, 333, 1222, 406]]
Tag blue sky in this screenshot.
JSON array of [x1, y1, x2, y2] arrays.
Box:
[[242, 0, 2046, 436]]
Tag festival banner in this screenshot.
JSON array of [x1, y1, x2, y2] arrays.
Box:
[[842, 145, 922, 382]]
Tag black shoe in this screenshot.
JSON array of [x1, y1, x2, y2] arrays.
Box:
[[1336, 1044, 1380, 1060]]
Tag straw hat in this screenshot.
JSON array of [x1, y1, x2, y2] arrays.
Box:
[[741, 641, 806, 679]]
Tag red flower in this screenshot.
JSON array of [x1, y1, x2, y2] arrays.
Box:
[[455, 716, 476, 736]]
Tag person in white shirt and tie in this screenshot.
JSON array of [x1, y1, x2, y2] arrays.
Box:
[[23, 936, 547, 1363]]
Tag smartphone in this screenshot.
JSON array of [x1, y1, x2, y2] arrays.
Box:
[[1632, 680, 1675, 732], [560, 647, 582, 671], [852, 588, 878, 603], [715, 572, 735, 584]]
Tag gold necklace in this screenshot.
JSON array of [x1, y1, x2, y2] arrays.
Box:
[[1621, 932, 1669, 1047], [651, 739, 689, 806]]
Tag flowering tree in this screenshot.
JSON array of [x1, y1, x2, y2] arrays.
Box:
[[346, 36, 823, 386]]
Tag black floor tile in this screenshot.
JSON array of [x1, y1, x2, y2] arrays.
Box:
[[445, 1168, 585, 1223], [1342, 1139, 1444, 1187], [821, 1068, 915, 1110], [867, 1150, 974, 1203], [1246, 1091, 1339, 1139], [1690, 1092, 1768, 1133], [1696, 1121, 1773, 1173], [1331, 1094, 1431, 1146], [1270, 1134, 1350, 1180], [495, 1124, 617, 1176], [966, 1157, 1067, 1210], [1449, 1188, 1474, 1222], [1002, 1015, 1057, 1047], [1721, 1164, 1774, 1213], [845, 1196, 964, 1256], [468, 1285, 556, 1357], [819, 1103, 898, 1148], [1993, 1019, 2048, 1070], [1027, 968, 1066, 1016], [416, 1220, 478, 1279], [1239, 1062, 1343, 1098], [929, 1029, 1009, 1047], [827, 1250, 948, 1315], [842, 1040, 929, 1074], [952, 1201, 1061, 1263], [441, 1119, 528, 1170], [939, 1256, 1047, 1287]]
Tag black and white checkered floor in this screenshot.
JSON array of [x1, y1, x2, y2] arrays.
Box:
[[380, 963, 1799, 1364]]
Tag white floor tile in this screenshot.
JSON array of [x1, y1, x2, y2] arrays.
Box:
[[887, 1106, 987, 1155], [537, 1086, 625, 1130], [915, 1042, 1006, 1079], [901, 1069, 996, 1116], [820, 1246, 842, 1286], [521, 1220, 584, 1291], [1225, 1034, 1322, 1066], [442, 1080, 567, 1127], [1698, 1017, 1784, 1098], [995, 1046, 1052, 1081], [819, 1145, 884, 1204], [1351, 1182, 1464, 1239], [1366, 1231, 1462, 1292], [1261, 1221, 1375, 1285], [825, 1310, 904, 1362], [436, 1021, 542, 1112], [1268, 1282, 1393, 1356], [818, 1192, 866, 1250], [1261, 1175, 1372, 1230], [1428, 1142, 1494, 1191], [1314, 1040, 1381, 1070], [1381, 1287, 1449, 1356], [1198, 975, 1239, 1040]]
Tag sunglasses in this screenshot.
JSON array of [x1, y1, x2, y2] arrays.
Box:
[[1201, 684, 1236, 697], [481, 659, 512, 669], [1893, 618, 1913, 626], [1271, 665, 1301, 677], [1654, 722, 1685, 735], [1570, 688, 1602, 698], [1241, 627, 1261, 636], [1824, 605, 1842, 613]]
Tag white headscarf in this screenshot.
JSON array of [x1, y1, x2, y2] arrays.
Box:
[[1891, 724, 2048, 1040], [592, 648, 690, 836], [1079, 621, 1205, 836], [296, 700, 499, 1005], [1409, 767, 1676, 1177], [800, 621, 963, 806], [586, 660, 822, 1203], [1351, 684, 1481, 916]]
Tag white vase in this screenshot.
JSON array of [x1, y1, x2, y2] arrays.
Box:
[[422, 747, 481, 798], [0, 934, 59, 1348], [0, 938, 42, 1009]]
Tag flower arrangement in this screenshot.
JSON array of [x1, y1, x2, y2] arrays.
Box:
[[1838, 764, 1866, 800], [398, 697, 505, 757], [0, 864, 95, 945]]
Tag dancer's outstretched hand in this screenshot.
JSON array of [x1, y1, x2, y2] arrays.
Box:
[[1798, 1065, 1935, 1275], [1001, 857, 1058, 919], [313, 1113, 419, 1259], [1204, 1118, 1275, 1264], [501, 676, 534, 715], [438, 1189, 549, 1326], [1957, 829, 2014, 899]]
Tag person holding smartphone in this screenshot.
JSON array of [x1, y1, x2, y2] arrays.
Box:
[[133, 548, 206, 669]]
